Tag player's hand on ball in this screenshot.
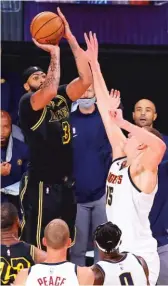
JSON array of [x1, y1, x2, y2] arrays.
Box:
[[84, 31, 98, 62], [57, 7, 73, 40], [32, 38, 59, 53]]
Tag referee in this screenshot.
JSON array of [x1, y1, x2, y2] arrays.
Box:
[[19, 9, 92, 250]]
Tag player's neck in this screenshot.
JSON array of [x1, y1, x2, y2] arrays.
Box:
[[103, 251, 124, 261], [79, 105, 95, 114], [45, 249, 67, 263], [1, 230, 19, 245]]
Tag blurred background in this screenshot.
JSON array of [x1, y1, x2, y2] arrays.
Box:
[[1, 0, 168, 133]]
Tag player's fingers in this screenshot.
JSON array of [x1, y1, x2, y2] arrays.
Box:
[[109, 109, 115, 118], [89, 31, 95, 48], [110, 89, 114, 97], [32, 38, 41, 47], [84, 33, 92, 49], [93, 33, 98, 55], [114, 89, 118, 98], [117, 90, 120, 98], [57, 7, 68, 25], [32, 38, 48, 49]]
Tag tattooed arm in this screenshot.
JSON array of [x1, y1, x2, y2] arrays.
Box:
[[30, 40, 60, 111], [57, 8, 92, 101]]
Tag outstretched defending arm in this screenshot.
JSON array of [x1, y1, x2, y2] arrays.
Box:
[[109, 109, 166, 170], [84, 32, 126, 159], [57, 8, 92, 101], [30, 41, 60, 111]]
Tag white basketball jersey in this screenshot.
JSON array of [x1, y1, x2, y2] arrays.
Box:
[[106, 157, 157, 255], [25, 261, 79, 286], [97, 253, 147, 285]]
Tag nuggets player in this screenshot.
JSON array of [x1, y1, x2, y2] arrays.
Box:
[[92, 222, 149, 285], [14, 219, 94, 286], [84, 32, 166, 285]]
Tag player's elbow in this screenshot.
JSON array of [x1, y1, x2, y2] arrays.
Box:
[[31, 90, 56, 111], [80, 72, 92, 87], [157, 140, 166, 162]]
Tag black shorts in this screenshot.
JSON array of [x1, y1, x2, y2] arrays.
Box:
[[19, 173, 77, 250]]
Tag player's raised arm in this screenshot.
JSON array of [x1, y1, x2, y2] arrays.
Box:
[[84, 32, 126, 159], [30, 41, 60, 111], [57, 8, 92, 101], [109, 109, 166, 170]]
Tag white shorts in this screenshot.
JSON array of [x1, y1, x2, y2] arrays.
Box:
[[140, 251, 160, 286]]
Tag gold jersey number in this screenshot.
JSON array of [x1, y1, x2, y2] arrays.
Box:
[[119, 272, 134, 285], [62, 121, 71, 145], [0, 257, 31, 284]]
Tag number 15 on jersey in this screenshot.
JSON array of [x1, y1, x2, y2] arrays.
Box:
[[106, 186, 113, 206]]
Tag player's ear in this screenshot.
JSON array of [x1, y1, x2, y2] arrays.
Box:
[[132, 111, 135, 121], [16, 217, 20, 228], [24, 82, 30, 91], [42, 237, 47, 247], [67, 238, 72, 248], [153, 112, 157, 121]]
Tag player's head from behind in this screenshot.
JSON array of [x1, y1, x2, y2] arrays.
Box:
[[133, 99, 157, 128], [0, 110, 12, 147], [43, 219, 71, 252], [94, 222, 122, 260], [23, 66, 46, 92], [124, 126, 163, 160], [77, 84, 96, 109], [1, 203, 20, 233]]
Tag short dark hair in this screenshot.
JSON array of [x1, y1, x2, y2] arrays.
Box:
[[94, 222, 122, 253], [23, 66, 44, 83], [144, 126, 163, 141], [1, 203, 18, 229]]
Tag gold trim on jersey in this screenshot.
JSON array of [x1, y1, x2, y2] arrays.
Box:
[[70, 226, 76, 247], [36, 181, 43, 249], [31, 107, 47, 131], [57, 95, 69, 112], [20, 176, 28, 233], [30, 245, 35, 261]]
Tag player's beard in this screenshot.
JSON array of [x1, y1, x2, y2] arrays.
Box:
[[29, 84, 43, 92]]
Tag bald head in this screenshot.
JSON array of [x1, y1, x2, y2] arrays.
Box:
[[133, 99, 157, 128], [0, 110, 12, 147], [44, 219, 70, 250], [134, 99, 156, 113]]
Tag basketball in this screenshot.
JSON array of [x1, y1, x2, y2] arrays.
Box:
[[30, 11, 65, 45]]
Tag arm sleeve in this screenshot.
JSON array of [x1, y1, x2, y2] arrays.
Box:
[[19, 93, 43, 130]]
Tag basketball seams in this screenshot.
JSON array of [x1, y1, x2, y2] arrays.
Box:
[[34, 16, 59, 38], [30, 12, 64, 44], [37, 22, 64, 41], [30, 11, 49, 35]]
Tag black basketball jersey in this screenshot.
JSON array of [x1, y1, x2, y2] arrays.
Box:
[[0, 241, 35, 285], [19, 85, 73, 183]]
